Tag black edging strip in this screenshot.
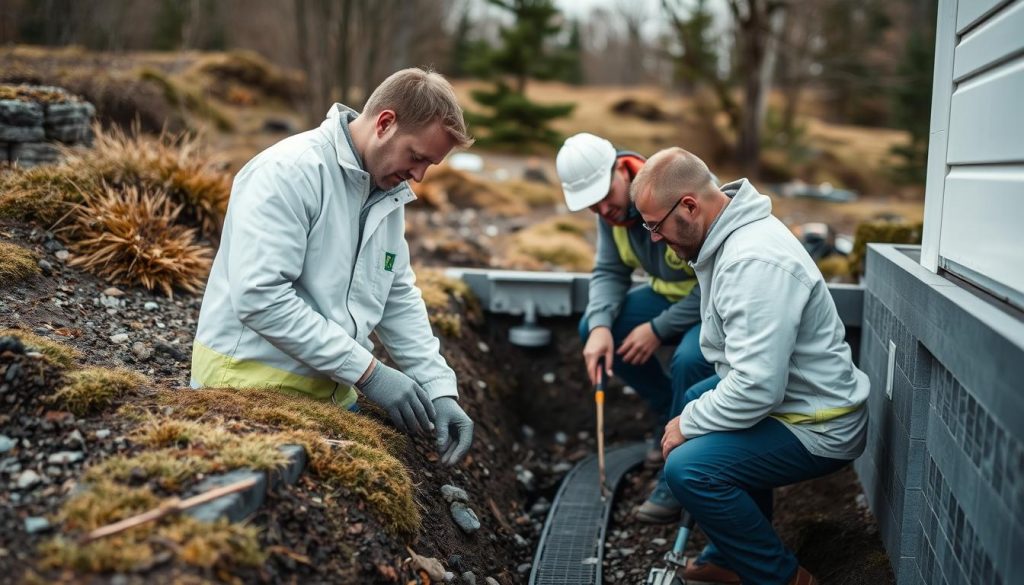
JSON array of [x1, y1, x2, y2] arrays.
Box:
[[528, 442, 648, 585], [184, 444, 308, 523]]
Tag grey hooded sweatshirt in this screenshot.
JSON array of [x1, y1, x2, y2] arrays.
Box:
[[680, 179, 869, 460]]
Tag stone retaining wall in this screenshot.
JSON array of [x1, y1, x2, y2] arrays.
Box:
[[0, 85, 95, 167]]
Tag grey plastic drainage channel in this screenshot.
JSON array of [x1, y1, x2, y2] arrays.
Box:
[[529, 442, 648, 585]]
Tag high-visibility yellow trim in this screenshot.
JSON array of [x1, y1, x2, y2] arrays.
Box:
[[612, 225, 642, 269], [191, 341, 358, 408], [612, 225, 697, 303], [771, 404, 862, 425]]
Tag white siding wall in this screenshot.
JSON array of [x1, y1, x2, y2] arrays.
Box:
[[922, 0, 1024, 307]]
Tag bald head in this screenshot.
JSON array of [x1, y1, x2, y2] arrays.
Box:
[[630, 147, 717, 206], [630, 147, 727, 261]]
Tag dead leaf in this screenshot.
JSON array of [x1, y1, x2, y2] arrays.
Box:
[[406, 546, 445, 580]]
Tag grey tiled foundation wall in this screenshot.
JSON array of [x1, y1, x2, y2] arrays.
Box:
[[855, 245, 1023, 585]]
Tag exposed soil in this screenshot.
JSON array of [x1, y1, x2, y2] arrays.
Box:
[[1, 209, 894, 584]]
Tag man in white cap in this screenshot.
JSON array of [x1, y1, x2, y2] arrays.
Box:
[[556, 133, 714, 523]]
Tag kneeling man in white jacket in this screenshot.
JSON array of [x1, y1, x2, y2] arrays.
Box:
[[191, 68, 474, 465], [631, 147, 869, 585]]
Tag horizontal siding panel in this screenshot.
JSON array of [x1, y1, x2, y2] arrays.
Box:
[[947, 55, 1024, 164], [939, 166, 1024, 296], [957, 0, 1014, 32], [954, 0, 1024, 80]]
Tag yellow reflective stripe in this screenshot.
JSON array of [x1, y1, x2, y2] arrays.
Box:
[[649, 277, 697, 303], [612, 225, 641, 269], [191, 341, 357, 408], [612, 225, 697, 302], [771, 404, 862, 425]]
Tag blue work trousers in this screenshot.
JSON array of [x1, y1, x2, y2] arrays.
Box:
[[577, 286, 713, 425]]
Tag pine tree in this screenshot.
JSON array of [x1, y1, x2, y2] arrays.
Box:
[[467, 0, 575, 149]]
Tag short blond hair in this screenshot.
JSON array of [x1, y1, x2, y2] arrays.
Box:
[[363, 68, 473, 148], [630, 147, 715, 205]]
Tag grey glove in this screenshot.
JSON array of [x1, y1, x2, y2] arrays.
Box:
[[432, 397, 474, 465], [356, 362, 436, 435]]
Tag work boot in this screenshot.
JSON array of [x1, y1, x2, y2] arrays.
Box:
[[682, 558, 741, 585], [634, 475, 681, 524], [789, 566, 817, 585]]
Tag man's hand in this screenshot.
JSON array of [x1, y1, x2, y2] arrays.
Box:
[[433, 397, 474, 465], [617, 322, 661, 365], [582, 327, 615, 386], [661, 415, 686, 460], [356, 361, 436, 435]]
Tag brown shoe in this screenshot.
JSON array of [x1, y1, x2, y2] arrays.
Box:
[[789, 566, 818, 585], [682, 558, 741, 585]]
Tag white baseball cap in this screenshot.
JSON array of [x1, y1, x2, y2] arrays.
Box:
[[556, 133, 617, 212]]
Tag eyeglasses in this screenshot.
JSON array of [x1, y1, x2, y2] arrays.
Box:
[[641, 196, 684, 235]]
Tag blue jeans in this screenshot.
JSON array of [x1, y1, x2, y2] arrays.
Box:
[[578, 286, 713, 425], [663, 413, 850, 584]]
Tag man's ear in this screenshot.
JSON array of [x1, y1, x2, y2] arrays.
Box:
[[682, 194, 699, 215], [375, 110, 397, 138]]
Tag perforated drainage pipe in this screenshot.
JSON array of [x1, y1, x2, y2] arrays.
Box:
[[528, 442, 648, 585]]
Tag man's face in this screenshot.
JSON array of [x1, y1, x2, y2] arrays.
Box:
[[588, 163, 632, 224], [635, 188, 704, 260], [366, 111, 456, 190]]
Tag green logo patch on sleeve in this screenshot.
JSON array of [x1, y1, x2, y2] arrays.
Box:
[[384, 252, 396, 272]]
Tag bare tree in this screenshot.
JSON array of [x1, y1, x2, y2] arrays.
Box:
[[728, 0, 787, 178]]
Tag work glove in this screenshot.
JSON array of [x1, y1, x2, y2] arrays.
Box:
[[432, 397, 474, 465], [356, 362, 436, 435]]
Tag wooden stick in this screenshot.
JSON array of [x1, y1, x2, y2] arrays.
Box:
[[80, 477, 258, 543], [596, 359, 609, 499]]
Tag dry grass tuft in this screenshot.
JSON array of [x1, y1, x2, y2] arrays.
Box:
[[0, 241, 40, 282], [54, 366, 148, 416], [283, 430, 420, 538], [0, 125, 231, 239], [502, 179, 564, 208], [0, 329, 81, 367], [191, 50, 304, 103], [415, 165, 529, 216], [41, 488, 264, 573], [504, 214, 595, 272], [65, 184, 213, 297], [149, 387, 400, 452], [416, 268, 478, 313]]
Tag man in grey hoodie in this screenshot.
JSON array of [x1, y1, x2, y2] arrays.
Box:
[[631, 147, 869, 585]]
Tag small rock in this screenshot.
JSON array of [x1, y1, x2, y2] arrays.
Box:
[[513, 534, 529, 547], [516, 563, 532, 575], [66, 429, 84, 445], [542, 372, 556, 384], [529, 498, 551, 516], [131, 342, 152, 360], [24, 516, 51, 534], [144, 301, 159, 311], [474, 380, 487, 390], [95, 429, 111, 439], [577, 431, 590, 441], [0, 435, 14, 454], [48, 451, 84, 465], [651, 537, 667, 547], [100, 295, 120, 309], [615, 569, 626, 581], [54, 250, 70, 261], [476, 341, 489, 353], [443, 572, 454, 583], [461, 571, 476, 585], [450, 502, 481, 534], [515, 466, 536, 492], [485, 578, 500, 585], [521, 425, 535, 440], [16, 469, 42, 489], [622, 385, 637, 396], [618, 548, 636, 556], [37, 259, 53, 274], [102, 287, 125, 297], [109, 333, 129, 344], [551, 461, 573, 473], [484, 225, 499, 237], [441, 484, 469, 503], [553, 431, 568, 445]]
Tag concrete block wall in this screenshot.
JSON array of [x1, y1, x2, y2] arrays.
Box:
[[0, 85, 95, 167], [856, 244, 1023, 585]]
